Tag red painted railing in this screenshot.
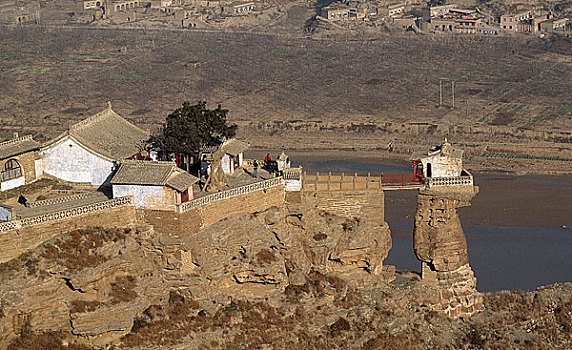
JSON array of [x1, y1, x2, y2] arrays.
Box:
[[381, 173, 425, 187]]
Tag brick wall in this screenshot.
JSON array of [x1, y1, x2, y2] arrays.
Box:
[[0, 205, 136, 263], [143, 185, 285, 236], [198, 185, 285, 227], [306, 190, 385, 225], [142, 207, 201, 237]]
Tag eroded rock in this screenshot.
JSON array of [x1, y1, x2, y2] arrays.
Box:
[[413, 185, 483, 317]]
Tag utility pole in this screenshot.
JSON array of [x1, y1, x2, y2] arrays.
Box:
[[439, 79, 443, 106], [452, 80, 455, 108]]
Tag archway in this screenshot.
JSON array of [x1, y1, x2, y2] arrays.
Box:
[[426, 163, 432, 178], [1, 159, 22, 181]]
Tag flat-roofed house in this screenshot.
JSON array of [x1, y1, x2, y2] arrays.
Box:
[[110, 160, 199, 209], [379, 2, 405, 17], [41, 106, 149, 186], [500, 11, 532, 32], [455, 17, 483, 34], [321, 3, 350, 20], [0, 135, 41, 191]]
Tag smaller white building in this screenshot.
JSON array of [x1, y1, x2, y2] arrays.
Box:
[[110, 160, 199, 210], [202, 138, 249, 176], [410, 139, 463, 178]]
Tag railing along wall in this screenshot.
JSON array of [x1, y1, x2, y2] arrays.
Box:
[[177, 177, 284, 213], [0, 196, 133, 232], [283, 167, 302, 180], [425, 172, 474, 188]]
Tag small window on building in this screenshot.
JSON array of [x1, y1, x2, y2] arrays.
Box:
[[1, 159, 22, 181]]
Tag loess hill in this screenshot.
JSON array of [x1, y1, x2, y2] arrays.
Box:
[[0, 26, 571, 172]]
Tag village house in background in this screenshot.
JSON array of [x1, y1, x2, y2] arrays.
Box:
[[40, 105, 149, 186], [110, 160, 199, 209], [314, 0, 570, 35]]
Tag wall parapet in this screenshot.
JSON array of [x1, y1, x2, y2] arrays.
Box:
[[176, 177, 284, 213], [25, 192, 93, 208], [425, 171, 473, 188], [283, 167, 302, 180], [0, 196, 133, 232]]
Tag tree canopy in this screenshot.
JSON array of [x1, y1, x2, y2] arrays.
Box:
[[150, 101, 237, 157]]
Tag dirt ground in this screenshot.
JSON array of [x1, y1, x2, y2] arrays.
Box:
[[0, 26, 570, 173]]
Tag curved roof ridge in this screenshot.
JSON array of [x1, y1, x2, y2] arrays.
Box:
[[69, 107, 116, 131]]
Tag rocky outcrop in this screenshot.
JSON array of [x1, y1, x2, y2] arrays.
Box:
[[0, 226, 168, 349], [413, 185, 483, 318]]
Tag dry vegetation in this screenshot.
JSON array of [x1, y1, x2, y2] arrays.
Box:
[[1, 224, 571, 350], [0, 26, 570, 163], [41, 228, 129, 271]]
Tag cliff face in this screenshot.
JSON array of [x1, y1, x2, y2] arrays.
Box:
[[1, 187, 572, 349], [413, 185, 483, 318], [0, 197, 394, 349], [0, 227, 168, 349]]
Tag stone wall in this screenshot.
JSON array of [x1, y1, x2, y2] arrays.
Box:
[[305, 190, 385, 225], [142, 207, 201, 237], [0, 198, 136, 263], [144, 185, 286, 237], [199, 184, 285, 227]]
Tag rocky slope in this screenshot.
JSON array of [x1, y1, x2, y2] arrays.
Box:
[[0, 199, 571, 349]]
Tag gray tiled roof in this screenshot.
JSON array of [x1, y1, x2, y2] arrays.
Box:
[[45, 107, 149, 161], [166, 171, 199, 192], [409, 141, 463, 160], [221, 138, 249, 156], [110, 160, 198, 191], [0, 135, 40, 160]]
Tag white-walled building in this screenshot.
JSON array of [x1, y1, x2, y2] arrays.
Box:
[[40, 106, 149, 186], [410, 139, 463, 178], [110, 160, 199, 209], [202, 138, 249, 176]]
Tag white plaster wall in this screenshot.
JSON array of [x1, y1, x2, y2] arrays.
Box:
[[222, 154, 232, 175], [42, 138, 114, 185], [238, 152, 243, 167], [0, 176, 25, 191], [34, 158, 44, 178], [422, 155, 462, 178], [112, 184, 169, 209], [0, 206, 12, 221], [285, 179, 301, 191]]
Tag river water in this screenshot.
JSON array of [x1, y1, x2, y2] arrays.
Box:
[[295, 160, 572, 292]]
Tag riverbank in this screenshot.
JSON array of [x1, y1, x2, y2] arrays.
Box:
[[246, 148, 572, 176], [246, 149, 572, 229]]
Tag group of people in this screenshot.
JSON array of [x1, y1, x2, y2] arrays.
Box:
[[252, 153, 272, 178], [252, 152, 290, 178]]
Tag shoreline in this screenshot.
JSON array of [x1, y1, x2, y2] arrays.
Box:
[[246, 148, 572, 176], [246, 149, 572, 229]]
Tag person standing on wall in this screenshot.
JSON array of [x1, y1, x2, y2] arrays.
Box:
[[253, 160, 258, 178], [264, 153, 271, 168]]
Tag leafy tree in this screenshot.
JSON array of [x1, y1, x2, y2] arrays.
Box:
[[149, 101, 237, 168]]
